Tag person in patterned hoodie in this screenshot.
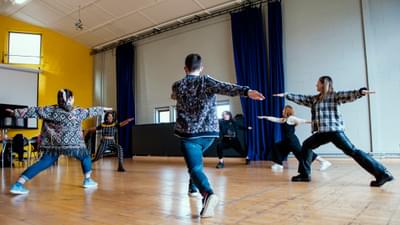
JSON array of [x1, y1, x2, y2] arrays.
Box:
[[8, 89, 110, 195], [171, 53, 265, 218]]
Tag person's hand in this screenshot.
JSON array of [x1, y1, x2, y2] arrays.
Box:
[[273, 93, 286, 97], [361, 90, 375, 95], [128, 118, 134, 122], [248, 90, 265, 100], [257, 116, 268, 119], [248, 126, 252, 130]]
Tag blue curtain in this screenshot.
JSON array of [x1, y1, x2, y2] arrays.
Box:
[[268, 0, 285, 145], [116, 42, 135, 158], [231, 7, 272, 160]]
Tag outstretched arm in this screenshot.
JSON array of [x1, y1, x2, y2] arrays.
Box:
[[274, 93, 314, 108], [286, 116, 311, 126], [258, 116, 285, 123], [119, 117, 134, 127], [78, 107, 112, 120], [6, 107, 48, 119], [334, 88, 374, 104], [205, 76, 265, 101]]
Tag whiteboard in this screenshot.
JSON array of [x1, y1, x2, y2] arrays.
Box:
[[0, 64, 39, 107]]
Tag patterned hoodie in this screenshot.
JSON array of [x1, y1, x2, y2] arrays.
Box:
[[14, 106, 104, 157], [172, 75, 250, 138]]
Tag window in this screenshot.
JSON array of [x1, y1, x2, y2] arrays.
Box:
[[155, 107, 171, 123], [8, 32, 42, 64], [155, 101, 230, 123], [216, 100, 230, 119]]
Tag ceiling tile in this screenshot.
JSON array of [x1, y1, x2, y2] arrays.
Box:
[[39, 0, 74, 15], [140, 0, 201, 24], [12, 11, 47, 27], [49, 16, 82, 37], [108, 12, 153, 36], [75, 27, 117, 47], [19, 1, 64, 26], [68, 4, 114, 30], [95, 0, 156, 17]]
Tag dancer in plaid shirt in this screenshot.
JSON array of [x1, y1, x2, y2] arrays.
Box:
[[275, 76, 393, 187]]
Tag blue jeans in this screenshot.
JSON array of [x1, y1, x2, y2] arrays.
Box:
[[21, 153, 92, 181], [181, 137, 215, 195]]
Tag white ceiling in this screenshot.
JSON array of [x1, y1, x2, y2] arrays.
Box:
[[0, 0, 243, 49]]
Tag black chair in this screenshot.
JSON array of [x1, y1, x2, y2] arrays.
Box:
[[12, 134, 29, 167]]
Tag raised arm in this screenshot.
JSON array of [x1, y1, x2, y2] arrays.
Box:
[[334, 88, 372, 104], [205, 76, 265, 100], [274, 93, 314, 108], [119, 118, 134, 127]]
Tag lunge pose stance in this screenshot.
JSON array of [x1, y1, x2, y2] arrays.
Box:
[[8, 89, 109, 194], [91, 112, 134, 172], [274, 76, 393, 186], [258, 105, 331, 171]]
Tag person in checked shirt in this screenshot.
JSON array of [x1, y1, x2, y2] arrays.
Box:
[[274, 75, 393, 187]]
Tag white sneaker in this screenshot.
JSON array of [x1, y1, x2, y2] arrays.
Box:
[[200, 194, 219, 218], [271, 164, 284, 171], [319, 161, 332, 171], [83, 178, 98, 188], [188, 190, 200, 197]]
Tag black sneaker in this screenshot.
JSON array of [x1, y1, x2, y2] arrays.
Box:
[[216, 162, 224, 169], [200, 193, 219, 218], [291, 174, 311, 182], [245, 158, 250, 165], [370, 172, 394, 187], [117, 167, 126, 172]]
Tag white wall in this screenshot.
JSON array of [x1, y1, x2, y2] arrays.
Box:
[[363, 0, 400, 153], [282, 0, 371, 154], [135, 15, 242, 124]]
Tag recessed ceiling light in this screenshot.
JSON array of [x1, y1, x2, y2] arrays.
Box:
[[13, 0, 28, 4]]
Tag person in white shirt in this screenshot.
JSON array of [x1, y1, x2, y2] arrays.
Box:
[[258, 105, 331, 171]]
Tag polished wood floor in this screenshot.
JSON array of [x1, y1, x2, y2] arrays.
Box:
[[0, 156, 399, 225]]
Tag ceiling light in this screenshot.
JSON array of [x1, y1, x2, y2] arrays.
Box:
[[13, 0, 28, 4], [74, 5, 84, 31]]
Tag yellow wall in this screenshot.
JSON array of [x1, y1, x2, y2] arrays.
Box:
[[0, 15, 93, 138]]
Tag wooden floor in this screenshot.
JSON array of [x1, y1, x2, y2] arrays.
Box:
[[1, 156, 400, 225]]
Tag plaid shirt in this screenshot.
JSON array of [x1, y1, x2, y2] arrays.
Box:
[[286, 89, 365, 133]]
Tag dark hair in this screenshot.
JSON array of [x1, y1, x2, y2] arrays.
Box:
[[222, 111, 233, 120], [104, 111, 115, 124], [185, 53, 202, 72], [57, 89, 74, 112]]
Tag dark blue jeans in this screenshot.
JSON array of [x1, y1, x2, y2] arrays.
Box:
[[181, 137, 215, 195], [298, 131, 387, 178], [21, 153, 92, 181]]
